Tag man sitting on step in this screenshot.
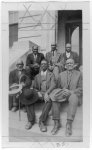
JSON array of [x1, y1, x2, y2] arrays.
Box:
[[50, 58, 82, 136], [33, 59, 60, 132], [9, 60, 27, 112]]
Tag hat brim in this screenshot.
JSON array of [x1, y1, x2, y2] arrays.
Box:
[[20, 89, 38, 105]]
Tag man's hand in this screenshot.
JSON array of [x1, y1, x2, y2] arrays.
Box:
[[62, 88, 72, 97], [16, 93, 20, 99], [21, 82, 25, 88], [38, 92, 42, 98], [44, 93, 50, 103]]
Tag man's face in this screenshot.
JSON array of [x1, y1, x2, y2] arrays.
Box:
[[66, 46, 71, 53], [65, 59, 74, 71], [33, 48, 38, 55], [17, 64, 23, 71], [41, 60, 48, 71]]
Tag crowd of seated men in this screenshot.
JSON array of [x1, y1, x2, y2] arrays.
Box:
[[9, 43, 82, 136]]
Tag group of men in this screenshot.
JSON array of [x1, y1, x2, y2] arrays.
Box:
[[9, 43, 82, 136]]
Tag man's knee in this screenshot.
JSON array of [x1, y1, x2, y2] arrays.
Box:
[[52, 101, 60, 111], [69, 93, 78, 105]]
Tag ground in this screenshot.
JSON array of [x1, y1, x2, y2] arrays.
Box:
[[9, 102, 83, 142]]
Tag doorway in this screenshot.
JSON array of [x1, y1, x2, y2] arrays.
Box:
[[65, 21, 82, 65]]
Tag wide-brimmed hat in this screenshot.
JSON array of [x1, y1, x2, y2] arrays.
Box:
[[20, 88, 38, 105]]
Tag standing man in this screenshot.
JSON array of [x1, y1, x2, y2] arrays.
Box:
[[26, 46, 44, 79], [62, 43, 79, 69], [9, 60, 26, 112], [46, 43, 64, 80], [50, 58, 82, 136]]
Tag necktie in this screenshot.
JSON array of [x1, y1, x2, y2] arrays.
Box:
[[67, 71, 72, 89], [34, 54, 37, 62]]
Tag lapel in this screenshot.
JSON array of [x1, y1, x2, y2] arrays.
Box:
[[67, 70, 75, 89], [38, 72, 42, 89], [15, 69, 20, 83], [64, 71, 68, 88], [46, 70, 52, 88], [48, 52, 52, 61], [63, 52, 67, 60], [70, 51, 73, 58], [36, 53, 40, 62], [16, 69, 19, 78], [31, 53, 35, 62]]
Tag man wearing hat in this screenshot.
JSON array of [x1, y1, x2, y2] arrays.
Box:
[[9, 59, 27, 112], [50, 58, 82, 136], [20, 79, 39, 130], [20, 59, 56, 130], [26, 46, 45, 79], [45, 43, 64, 80], [62, 43, 79, 69]]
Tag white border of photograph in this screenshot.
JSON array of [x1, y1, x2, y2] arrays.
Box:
[[1, 0, 91, 148]]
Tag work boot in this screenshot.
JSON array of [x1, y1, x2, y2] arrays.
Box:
[[65, 120, 72, 136], [11, 107, 18, 112], [39, 122, 47, 132], [51, 120, 61, 135], [25, 122, 33, 130]]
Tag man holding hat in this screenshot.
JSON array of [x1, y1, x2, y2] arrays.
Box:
[[50, 58, 82, 136], [45, 43, 64, 80], [9, 59, 27, 112], [26, 46, 44, 79], [62, 43, 79, 69], [19, 59, 56, 130], [33, 59, 57, 132]]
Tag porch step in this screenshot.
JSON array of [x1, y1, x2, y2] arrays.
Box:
[[9, 102, 83, 142], [9, 102, 82, 127]]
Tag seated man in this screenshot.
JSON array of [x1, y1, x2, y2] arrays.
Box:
[[50, 58, 82, 136], [33, 59, 60, 132], [46, 43, 64, 80], [26, 46, 45, 80], [9, 59, 27, 112], [20, 59, 56, 130]]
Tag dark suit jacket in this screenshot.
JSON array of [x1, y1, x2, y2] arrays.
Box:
[[57, 70, 82, 97], [63, 51, 79, 64], [9, 69, 31, 88], [33, 70, 56, 94], [26, 52, 44, 67], [45, 51, 62, 63]]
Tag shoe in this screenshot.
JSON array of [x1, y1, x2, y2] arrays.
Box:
[[11, 107, 18, 112], [65, 122, 72, 136], [51, 120, 61, 135], [39, 122, 47, 132], [25, 122, 33, 130]]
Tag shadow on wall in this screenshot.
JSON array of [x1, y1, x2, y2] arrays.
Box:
[[9, 40, 41, 72], [9, 51, 29, 72]]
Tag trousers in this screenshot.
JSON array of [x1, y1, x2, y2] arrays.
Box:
[[9, 95, 19, 110], [52, 93, 79, 121], [26, 101, 52, 124], [26, 99, 61, 124]]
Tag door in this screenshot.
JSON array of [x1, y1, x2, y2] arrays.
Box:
[[65, 21, 82, 65]]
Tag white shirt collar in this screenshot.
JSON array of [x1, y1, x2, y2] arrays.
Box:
[[66, 51, 70, 58], [41, 70, 47, 76]]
